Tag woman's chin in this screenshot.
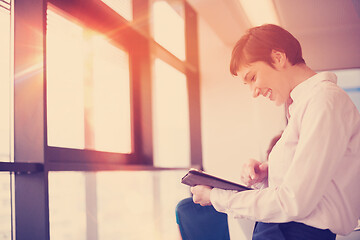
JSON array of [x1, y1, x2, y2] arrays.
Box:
[[274, 99, 284, 106]]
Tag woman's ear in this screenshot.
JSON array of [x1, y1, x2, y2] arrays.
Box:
[[271, 50, 287, 69]]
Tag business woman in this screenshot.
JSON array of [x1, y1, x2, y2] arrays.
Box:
[[191, 24, 360, 240]]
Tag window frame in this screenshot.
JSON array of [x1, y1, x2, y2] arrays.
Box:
[[2, 0, 202, 239], [44, 0, 203, 170], [45, 2, 139, 166]]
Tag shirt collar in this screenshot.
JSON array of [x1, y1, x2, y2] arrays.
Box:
[[290, 71, 338, 103]]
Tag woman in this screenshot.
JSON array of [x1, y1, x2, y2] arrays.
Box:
[[191, 24, 360, 240]]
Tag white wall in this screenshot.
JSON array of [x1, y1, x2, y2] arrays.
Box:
[[194, 7, 360, 240], [198, 17, 286, 183]]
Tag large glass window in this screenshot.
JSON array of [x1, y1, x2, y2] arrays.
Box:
[[46, 9, 132, 153], [6, 0, 200, 238], [0, 4, 11, 162], [152, 59, 190, 167]]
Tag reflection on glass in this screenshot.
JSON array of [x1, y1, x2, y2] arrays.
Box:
[[49, 172, 86, 240], [46, 9, 132, 153], [333, 69, 360, 111], [0, 7, 11, 162], [153, 59, 190, 167], [0, 173, 11, 240], [46, 10, 85, 149], [101, 0, 133, 21], [152, 0, 186, 61], [92, 37, 132, 153]]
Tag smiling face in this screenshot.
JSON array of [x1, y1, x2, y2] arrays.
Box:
[[237, 51, 291, 106]]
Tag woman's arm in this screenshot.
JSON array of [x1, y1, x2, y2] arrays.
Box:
[[209, 91, 355, 222]]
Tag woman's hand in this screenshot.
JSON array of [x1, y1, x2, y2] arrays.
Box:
[[240, 159, 268, 187], [191, 185, 213, 206]]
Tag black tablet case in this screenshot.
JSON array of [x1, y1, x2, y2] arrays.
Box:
[[181, 169, 252, 191]]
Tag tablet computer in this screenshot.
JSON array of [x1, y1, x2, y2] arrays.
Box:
[[181, 169, 252, 191]]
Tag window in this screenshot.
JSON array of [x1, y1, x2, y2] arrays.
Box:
[[46, 10, 85, 150], [0, 3, 11, 162], [49, 172, 87, 240], [92, 37, 132, 153], [152, 59, 190, 167], [6, 0, 201, 239], [157, 170, 190, 239], [46, 9, 132, 154], [96, 171, 156, 239], [151, 0, 186, 61], [0, 173, 11, 240], [0, 4, 12, 239], [49, 170, 189, 240]]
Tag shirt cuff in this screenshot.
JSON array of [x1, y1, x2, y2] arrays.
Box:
[[210, 188, 236, 214]]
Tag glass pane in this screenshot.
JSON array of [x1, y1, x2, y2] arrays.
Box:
[[333, 69, 360, 111], [97, 171, 155, 239], [92, 37, 132, 153], [49, 170, 190, 239], [49, 172, 86, 240], [152, 59, 190, 167], [0, 7, 11, 162], [46, 9, 132, 153], [152, 0, 186, 61], [101, 0, 133, 21], [157, 170, 190, 239], [46, 10, 85, 149], [96, 170, 190, 240], [0, 173, 11, 240]]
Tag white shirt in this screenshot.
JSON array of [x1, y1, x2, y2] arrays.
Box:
[[210, 72, 360, 235]]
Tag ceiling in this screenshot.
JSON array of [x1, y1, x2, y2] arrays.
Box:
[[186, 0, 360, 71]]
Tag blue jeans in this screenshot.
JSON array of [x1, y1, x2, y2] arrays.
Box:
[[176, 197, 336, 240], [175, 197, 230, 240], [253, 222, 336, 240]]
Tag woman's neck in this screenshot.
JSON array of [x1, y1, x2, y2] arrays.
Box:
[[287, 64, 317, 91]]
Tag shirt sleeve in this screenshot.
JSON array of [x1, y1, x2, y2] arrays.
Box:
[[251, 177, 268, 189], [210, 90, 354, 222]]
